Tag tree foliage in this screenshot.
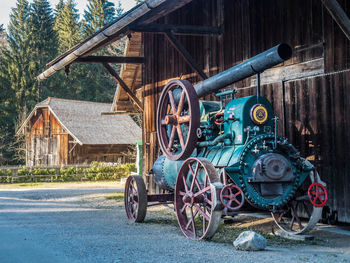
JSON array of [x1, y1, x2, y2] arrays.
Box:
[[83, 0, 115, 36], [0, 0, 128, 165], [54, 0, 81, 53]]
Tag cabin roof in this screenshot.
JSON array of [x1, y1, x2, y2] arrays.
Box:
[[19, 97, 142, 145]]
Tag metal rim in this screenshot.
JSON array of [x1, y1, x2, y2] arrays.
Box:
[[220, 184, 244, 211], [124, 175, 147, 223], [271, 171, 324, 235], [156, 79, 200, 161], [175, 157, 222, 239]]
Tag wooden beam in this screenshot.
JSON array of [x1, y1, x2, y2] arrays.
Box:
[[321, 0, 350, 41], [165, 32, 208, 80], [75, 56, 145, 64], [103, 63, 143, 112], [130, 24, 222, 36]]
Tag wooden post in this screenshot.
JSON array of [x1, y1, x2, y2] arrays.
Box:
[[103, 63, 144, 112], [321, 0, 350, 41]]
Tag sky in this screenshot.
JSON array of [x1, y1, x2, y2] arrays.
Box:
[[0, 0, 137, 29]]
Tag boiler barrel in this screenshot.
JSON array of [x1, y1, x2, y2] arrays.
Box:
[[193, 43, 292, 98]]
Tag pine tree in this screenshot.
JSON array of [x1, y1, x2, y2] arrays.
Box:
[[30, 0, 58, 101], [82, 0, 115, 36], [115, 2, 124, 18], [54, 0, 81, 53], [4, 0, 37, 111], [31, 0, 57, 67]]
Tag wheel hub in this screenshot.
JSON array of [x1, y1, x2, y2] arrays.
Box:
[[183, 193, 193, 204]]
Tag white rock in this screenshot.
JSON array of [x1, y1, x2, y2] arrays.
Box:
[[233, 231, 267, 251]]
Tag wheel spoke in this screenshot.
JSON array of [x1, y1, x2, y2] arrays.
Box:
[[177, 91, 186, 114], [167, 126, 176, 150], [317, 196, 324, 203], [176, 125, 185, 149], [193, 186, 211, 198], [194, 204, 210, 221], [234, 191, 242, 197], [190, 162, 199, 192], [194, 177, 202, 191], [182, 176, 189, 192], [190, 208, 197, 237], [168, 90, 177, 113], [233, 199, 241, 205], [180, 203, 188, 214]]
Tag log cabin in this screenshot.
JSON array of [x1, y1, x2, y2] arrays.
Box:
[[17, 97, 141, 166]]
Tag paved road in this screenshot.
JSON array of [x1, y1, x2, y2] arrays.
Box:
[[0, 184, 349, 263]]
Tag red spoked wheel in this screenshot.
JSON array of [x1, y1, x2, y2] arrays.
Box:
[[124, 175, 147, 223], [156, 79, 200, 161], [308, 182, 328, 207], [220, 184, 244, 211], [175, 157, 222, 239]]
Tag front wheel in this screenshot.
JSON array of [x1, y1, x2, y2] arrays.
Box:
[[124, 175, 147, 223]]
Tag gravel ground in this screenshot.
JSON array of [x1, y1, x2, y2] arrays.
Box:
[[0, 182, 349, 263]]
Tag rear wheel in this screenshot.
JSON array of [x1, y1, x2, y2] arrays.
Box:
[[124, 175, 147, 223]]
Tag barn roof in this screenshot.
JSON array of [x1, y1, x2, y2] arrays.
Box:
[[37, 0, 192, 81], [18, 97, 141, 145]]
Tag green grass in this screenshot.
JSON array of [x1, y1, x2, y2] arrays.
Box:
[[104, 192, 124, 201]]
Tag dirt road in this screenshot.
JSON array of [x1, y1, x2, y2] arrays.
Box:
[[0, 182, 349, 263]]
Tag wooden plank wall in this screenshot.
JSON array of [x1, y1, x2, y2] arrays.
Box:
[[142, 0, 350, 221], [69, 143, 135, 164], [27, 108, 136, 166]]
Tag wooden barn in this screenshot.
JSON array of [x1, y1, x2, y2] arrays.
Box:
[[37, 0, 350, 223], [18, 97, 141, 166]]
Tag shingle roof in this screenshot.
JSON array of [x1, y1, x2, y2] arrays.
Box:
[[22, 97, 141, 145]]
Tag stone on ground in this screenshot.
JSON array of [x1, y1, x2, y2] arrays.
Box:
[[233, 231, 267, 251]]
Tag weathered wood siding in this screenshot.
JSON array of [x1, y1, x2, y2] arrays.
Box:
[[142, 0, 350, 222], [27, 108, 135, 166], [68, 143, 135, 164]]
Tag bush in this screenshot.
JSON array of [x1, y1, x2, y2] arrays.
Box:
[[0, 162, 137, 183]]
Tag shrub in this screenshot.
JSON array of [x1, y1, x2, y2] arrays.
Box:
[[0, 162, 137, 183]]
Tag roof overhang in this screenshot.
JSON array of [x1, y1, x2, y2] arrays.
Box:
[[37, 0, 193, 81]]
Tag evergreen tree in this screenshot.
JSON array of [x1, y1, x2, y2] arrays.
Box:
[[30, 0, 58, 101], [115, 2, 124, 17], [31, 0, 57, 67], [4, 0, 37, 111], [82, 0, 115, 36], [54, 0, 81, 53]]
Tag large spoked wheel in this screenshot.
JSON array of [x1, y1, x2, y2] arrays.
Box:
[[175, 157, 222, 239], [272, 170, 325, 235], [124, 175, 147, 223], [156, 79, 200, 161]]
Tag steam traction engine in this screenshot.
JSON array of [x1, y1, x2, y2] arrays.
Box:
[[124, 44, 328, 239]]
